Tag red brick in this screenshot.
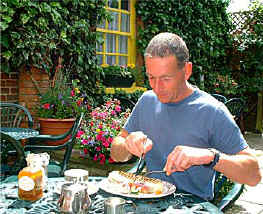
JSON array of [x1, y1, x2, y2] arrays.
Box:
[[11, 88, 19, 94], [1, 95, 7, 101], [1, 80, 6, 87], [1, 88, 9, 94], [10, 73, 19, 79], [1, 72, 9, 79], [6, 80, 18, 87]]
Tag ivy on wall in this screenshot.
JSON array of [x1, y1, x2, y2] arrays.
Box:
[[0, 0, 109, 101], [135, 0, 235, 93]]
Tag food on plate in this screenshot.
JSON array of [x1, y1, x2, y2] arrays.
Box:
[[108, 171, 164, 195]]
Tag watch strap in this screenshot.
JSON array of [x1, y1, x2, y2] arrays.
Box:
[[204, 148, 220, 168]]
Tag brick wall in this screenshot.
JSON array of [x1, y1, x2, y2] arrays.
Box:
[[1, 71, 19, 103]]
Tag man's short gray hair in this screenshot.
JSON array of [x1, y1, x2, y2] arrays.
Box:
[[144, 32, 189, 68]]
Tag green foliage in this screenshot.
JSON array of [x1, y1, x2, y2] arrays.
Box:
[[135, 0, 234, 93], [232, 1, 263, 94], [0, 0, 109, 99]]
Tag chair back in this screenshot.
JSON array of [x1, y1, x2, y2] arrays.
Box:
[[24, 112, 85, 177], [225, 98, 246, 133], [211, 94, 228, 104], [0, 102, 33, 128]]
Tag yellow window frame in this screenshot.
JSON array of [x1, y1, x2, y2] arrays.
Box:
[[96, 0, 136, 66]]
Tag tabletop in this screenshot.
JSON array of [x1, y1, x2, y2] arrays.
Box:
[[0, 127, 39, 141], [0, 176, 223, 214]]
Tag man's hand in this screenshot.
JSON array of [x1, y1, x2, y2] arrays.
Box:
[[164, 145, 214, 175], [125, 131, 153, 157], [110, 136, 132, 162]]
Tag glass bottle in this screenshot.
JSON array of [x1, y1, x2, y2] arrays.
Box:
[[18, 155, 44, 201]]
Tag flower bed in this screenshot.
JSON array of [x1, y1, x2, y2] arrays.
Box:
[[76, 99, 131, 164]]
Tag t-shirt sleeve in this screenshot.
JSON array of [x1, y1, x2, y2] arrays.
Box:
[[209, 104, 248, 154]]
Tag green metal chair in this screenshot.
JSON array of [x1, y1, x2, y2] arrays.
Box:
[[225, 98, 246, 133], [25, 112, 85, 177], [0, 102, 34, 179], [212, 94, 228, 104]]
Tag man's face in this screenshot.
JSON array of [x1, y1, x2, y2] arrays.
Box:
[[145, 55, 189, 103]]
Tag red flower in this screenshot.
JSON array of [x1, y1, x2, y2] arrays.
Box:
[[77, 99, 82, 106], [96, 146, 101, 151], [43, 103, 50, 109], [109, 157, 115, 163], [102, 141, 109, 148], [83, 148, 88, 154]]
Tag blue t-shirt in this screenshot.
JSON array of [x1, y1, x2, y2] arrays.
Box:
[[124, 89, 247, 200]]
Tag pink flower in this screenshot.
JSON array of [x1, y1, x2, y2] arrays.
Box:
[[111, 110, 116, 115], [43, 103, 50, 109], [71, 90, 75, 96], [115, 105, 121, 112], [82, 139, 89, 145], [96, 146, 101, 151], [77, 130, 84, 138], [93, 155, 98, 161], [102, 141, 109, 148], [108, 137, 113, 143]]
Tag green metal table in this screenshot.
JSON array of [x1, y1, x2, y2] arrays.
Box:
[[0, 176, 223, 214], [0, 127, 39, 141]]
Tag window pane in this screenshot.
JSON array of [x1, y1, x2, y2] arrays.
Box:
[[106, 55, 116, 65], [119, 35, 128, 54], [119, 56, 128, 65], [121, 13, 130, 32], [106, 34, 116, 53], [97, 55, 103, 65], [121, 0, 130, 11], [108, 12, 119, 31], [108, 0, 118, 8]]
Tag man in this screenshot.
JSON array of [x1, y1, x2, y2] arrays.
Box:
[[110, 32, 261, 200]]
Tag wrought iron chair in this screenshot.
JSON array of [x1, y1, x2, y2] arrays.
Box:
[[0, 102, 34, 179], [24, 112, 85, 177], [0, 102, 34, 129], [212, 94, 228, 104], [225, 98, 246, 134]]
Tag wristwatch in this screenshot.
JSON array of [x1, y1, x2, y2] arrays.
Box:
[[204, 148, 220, 169]]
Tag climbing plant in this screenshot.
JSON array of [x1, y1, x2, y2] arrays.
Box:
[[135, 0, 235, 93], [0, 0, 109, 101]]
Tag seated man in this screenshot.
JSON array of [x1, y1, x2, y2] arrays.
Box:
[[110, 32, 261, 200]]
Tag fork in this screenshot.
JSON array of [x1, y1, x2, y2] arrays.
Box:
[[143, 170, 166, 177], [135, 138, 147, 175]]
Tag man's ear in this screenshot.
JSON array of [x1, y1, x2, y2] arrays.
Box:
[[185, 62, 192, 80]]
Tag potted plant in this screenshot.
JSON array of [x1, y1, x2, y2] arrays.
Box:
[[36, 71, 89, 145], [101, 64, 136, 88], [76, 98, 131, 164]]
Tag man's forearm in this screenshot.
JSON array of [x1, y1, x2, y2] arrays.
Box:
[[214, 149, 261, 186]]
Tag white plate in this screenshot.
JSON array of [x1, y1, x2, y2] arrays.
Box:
[[98, 178, 176, 198], [55, 182, 99, 195]]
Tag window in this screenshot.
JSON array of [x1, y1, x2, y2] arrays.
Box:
[[96, 0, 136, 66]]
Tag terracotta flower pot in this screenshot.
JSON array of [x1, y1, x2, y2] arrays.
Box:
[[38, 118, 75, 146]]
